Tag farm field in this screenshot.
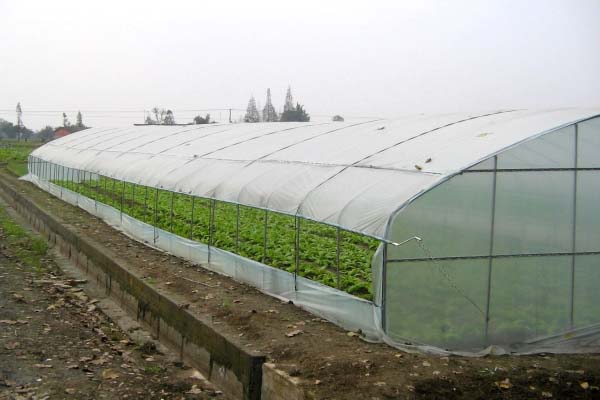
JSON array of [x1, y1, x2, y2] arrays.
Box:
[[48, 173, 380, 300], [0, 140, 41, 177]]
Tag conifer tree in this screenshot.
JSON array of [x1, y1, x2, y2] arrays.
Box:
[[262, 88, 278, 122], [76, 111, 84, 127], [244, 96, 260, 123], [283, 86, 294, 112]]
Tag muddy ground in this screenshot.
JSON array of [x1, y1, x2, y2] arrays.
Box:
[[2, 171, 600, 399]]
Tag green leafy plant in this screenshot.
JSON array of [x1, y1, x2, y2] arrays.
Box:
[[50, 174, 380, 300]]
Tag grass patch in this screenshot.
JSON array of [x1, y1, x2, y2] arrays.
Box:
[[0, 140, 42, 177], [143, 365, 164, 374], [0, 204, 48, 272]]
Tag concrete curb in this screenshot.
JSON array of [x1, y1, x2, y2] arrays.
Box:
[[0, 175, 266, 400]]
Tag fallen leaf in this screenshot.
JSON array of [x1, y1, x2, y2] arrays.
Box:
[[541, 392, 553, 398], [422, 361, 431, 367], [346, 331, 358, 337], [12, 294, 26, 303], [285, 330, 303, 338], [65, 388, 76, 395], [34, 364, 53, 368], [102, 369, 119, 380], [495, 378, 512, 389], [581, 382, 590, 390], [187, 385, 203, 394], [4, 342, 20, 350]]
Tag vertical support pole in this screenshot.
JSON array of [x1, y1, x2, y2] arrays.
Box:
[[59, 165, 64, 197], [336, 227, 341, 289], [569, 125, 579, 329], [294, 216, 300, 290], [144, 186, 148, 222], [484, 155, 498, 344], [263, 209, 268, 264], [120, 180, 125, 222], [112, 178, 116, 207], [235, 204, 240, 253], [104, 175, 108, 205], [153, 188, 159, 244], [190, 196, 195, 240], [208, 199, 215, 264], [169, 191, 174, 233], [95, 174, 100, 210], [132, 183, 136, 218], [381, 242, 388, 332]]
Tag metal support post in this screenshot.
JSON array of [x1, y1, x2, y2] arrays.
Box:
[[484, 156, 498, 344], [263, 209, 268, 263], [153, 188, 159, 244], [169, 191, 175, 232], [294, 216, 300, 290], [120, 180, 125, 222], [569, 125, 579, 328], [235, 204, 240, 253], [208, 199, 215, 263], [190, 196, 195, 240], [336, 227, 341, 289]]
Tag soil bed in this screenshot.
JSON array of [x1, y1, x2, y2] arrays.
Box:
[[0, 197, 220, 399], [3, 171, 600, 399]]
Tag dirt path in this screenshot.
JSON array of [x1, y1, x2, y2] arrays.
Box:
[[0, 203, 221, 400], [2, 172, 600, 399]]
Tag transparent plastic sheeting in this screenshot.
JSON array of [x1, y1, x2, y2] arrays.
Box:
[[24, 175, 384, 339], [385, 119, 600, 355], [30, 109, 600, 240], [25, 174, 600, 356]]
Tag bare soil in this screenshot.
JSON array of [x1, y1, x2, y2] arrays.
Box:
[[3, 172, 600, 399], [0, 199, 221, 399]]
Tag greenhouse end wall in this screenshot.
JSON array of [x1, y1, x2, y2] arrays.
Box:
[[385, 119, 600, 353]]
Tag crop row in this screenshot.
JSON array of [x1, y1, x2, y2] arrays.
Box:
[[50, 172, 380, 300]]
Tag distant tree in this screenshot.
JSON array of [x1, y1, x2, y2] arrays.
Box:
[[37, 126, 54, 142], [332, 115, 344, 122], [153, 107, 166, 124], [244, 96, 260, 123], [193, 114, 211, 124], [62, 112, 70, 128], [16, 102, 23, 141], [147, 107, 173, 124], [163, 109, 176, 125], [283, 86, 294, 112], [262, 88, 278, 122], [279, 103, 310, 122], [64, 110, 90, 133], [0, 119, 18, 139]]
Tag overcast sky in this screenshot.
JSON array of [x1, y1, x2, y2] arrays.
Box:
[[1, 0, 599, 129]]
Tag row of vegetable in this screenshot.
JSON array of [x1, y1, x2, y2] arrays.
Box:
[[46, 169, 379, 300]]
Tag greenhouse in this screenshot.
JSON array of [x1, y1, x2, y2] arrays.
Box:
[[26, 108, 600, 354]]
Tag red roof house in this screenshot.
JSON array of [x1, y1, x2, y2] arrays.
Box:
[[53, 127, 71, 139]]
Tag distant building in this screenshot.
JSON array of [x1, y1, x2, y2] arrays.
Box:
[[53, 127, 71, 139]]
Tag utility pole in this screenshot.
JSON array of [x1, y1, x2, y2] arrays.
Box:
[[229, 108, 232, 123]]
